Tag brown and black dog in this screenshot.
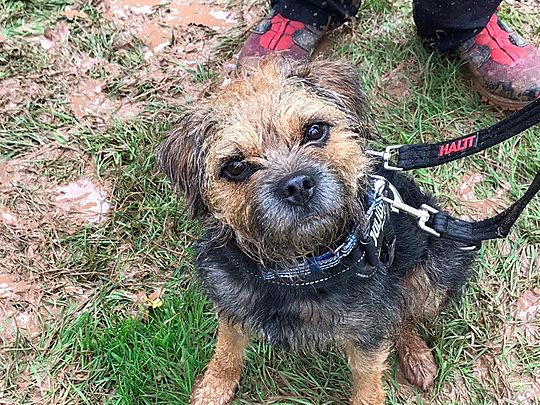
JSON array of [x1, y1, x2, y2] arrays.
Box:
[[157, 57, 475, 405]]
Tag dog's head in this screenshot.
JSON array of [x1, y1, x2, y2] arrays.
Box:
[[157, 58, 372, 264]]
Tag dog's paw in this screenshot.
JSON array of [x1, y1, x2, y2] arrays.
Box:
[[190, 374, 237, 405], [397, 332, 437, 391]]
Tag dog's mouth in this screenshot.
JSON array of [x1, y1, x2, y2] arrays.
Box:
[[243, 197, 357, 265]]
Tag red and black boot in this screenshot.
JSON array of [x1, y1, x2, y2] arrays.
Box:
[[237, 11, 324, 73], [459, 13, 540, 110]]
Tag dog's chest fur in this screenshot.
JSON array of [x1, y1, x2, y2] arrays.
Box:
[[195, 172, 475, 351]]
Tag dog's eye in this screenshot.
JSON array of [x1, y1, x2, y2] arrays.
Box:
[[221, 160, 256, 182], [302, 122, 330, 145]]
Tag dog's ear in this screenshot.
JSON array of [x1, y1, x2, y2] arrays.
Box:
[[293, 60, 367, 122], [156, 107, 215, 219]]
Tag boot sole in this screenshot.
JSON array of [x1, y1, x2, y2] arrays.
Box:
[[469, 76, 531, 112]]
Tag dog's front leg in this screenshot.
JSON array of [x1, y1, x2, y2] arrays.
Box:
[[345, 343, 389, 405], [190, 316, 249, 405]]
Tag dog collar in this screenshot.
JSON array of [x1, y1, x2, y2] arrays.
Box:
[[256, 176, 396, 288]]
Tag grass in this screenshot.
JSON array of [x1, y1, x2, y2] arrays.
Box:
[[0, 0, 539, 404]]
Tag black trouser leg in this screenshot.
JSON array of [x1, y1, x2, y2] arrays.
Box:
[[413, 0, 502, 52], [269, 0, 502, 51], [270, 0, 360, 29]]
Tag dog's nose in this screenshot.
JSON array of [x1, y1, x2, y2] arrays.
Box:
[[278, 171, 316, 206]]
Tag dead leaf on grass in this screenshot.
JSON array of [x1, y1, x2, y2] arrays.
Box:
[[515, 289, 540, 322], [453, 173, 510, 220], [513, 289, 540, 344], [0, 274, 30, 299], [377, 59, 414, 103], [40, 22, 70, 51], [54, 178, 111, 224], [62, 7, 90, 20]]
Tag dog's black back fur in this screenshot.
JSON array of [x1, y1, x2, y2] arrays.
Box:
[[195, 171, 475, 352]]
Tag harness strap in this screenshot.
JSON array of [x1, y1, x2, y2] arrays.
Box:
[[393, 97, 540, 170], [430, 171, 540, 244]]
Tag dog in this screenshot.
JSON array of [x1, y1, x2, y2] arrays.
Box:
[[156, 57, 476, 405]]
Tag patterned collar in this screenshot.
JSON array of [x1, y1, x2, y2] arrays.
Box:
[[256, 176, 394, 288]]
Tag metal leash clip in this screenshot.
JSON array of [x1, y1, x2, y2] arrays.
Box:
[[370, 175, 479, 251], [366, 145, 403, 171], [370, 176, 441, 237]]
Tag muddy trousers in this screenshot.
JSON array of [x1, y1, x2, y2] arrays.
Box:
[[270, 0, 502, 51]]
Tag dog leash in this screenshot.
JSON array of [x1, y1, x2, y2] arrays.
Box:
[[367, 97, 540, 248]]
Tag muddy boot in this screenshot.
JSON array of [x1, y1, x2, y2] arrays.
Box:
[[459, 13, 540, 110], [237, 10, 324, 74]]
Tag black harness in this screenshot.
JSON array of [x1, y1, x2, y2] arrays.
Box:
[[255, 98, 540, 288]]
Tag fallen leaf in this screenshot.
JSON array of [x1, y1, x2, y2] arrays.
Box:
[[40, 22, 70, 51], [0, 274, 30, 298], [145, 290, 163, 308], [515, 289, 540, 322], [54, 178, 111, 223], [378, 59, 414, 102], [514, 289, 540, 345], [453, 173, 510, 220], [62, 7, 89, 20]]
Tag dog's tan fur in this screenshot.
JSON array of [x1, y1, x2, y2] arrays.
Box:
[[190, 318, 248, 405], [345, 344, 389, 405]]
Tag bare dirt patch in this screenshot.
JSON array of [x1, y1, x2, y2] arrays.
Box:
[[0, 77, 49, 114], [0, 144, 107, 340], [69, 78, 142, 124], [0, 144, 110, 402]]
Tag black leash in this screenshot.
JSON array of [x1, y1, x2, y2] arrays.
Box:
[[368, 98, 540, 247]]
